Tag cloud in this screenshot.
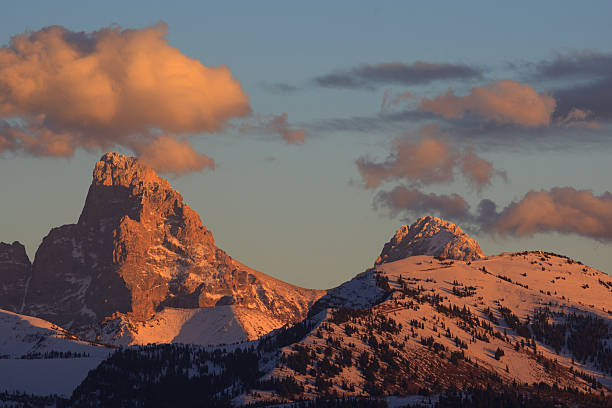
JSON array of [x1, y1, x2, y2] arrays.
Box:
[[527, 51, 612, 120], [381, 90, 412, 114], [0, 24, 250, 173], [420, 80, 556, 127], [532, 50, 612, 80], [374, 186, 471, 221], [237, 112, 308, 144], [356, 126, 505, 189], [314, 61, 482, 89], [265, 113, 307, 144], [554, 77, 612, 120], [485, 187, 612, 241], [130, 135, 214, 175], [557, 108, 600, 129]]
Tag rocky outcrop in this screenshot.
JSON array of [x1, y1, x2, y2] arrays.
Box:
[[375, 216, 484, 264], [26, 153, 324, 337], [0, 241, 31, 313]]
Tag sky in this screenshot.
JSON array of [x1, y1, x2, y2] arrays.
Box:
[[1, 1, 611, 289]]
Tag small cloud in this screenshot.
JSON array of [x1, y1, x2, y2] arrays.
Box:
[[381, 90, 413, 114], [419, 80, 556, 127], [265, 113, 307, 145], [356, 125, 505, 189], [130, 134, 214, 175], [557, 108, 601, 129], [486, 187, 612, 241], [240, 113, 308, 145]]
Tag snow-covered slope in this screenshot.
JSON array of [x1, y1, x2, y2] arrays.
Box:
[[94, 305, 286, 346], [241, 250, 611, 404], [0, 309, 112, 397]]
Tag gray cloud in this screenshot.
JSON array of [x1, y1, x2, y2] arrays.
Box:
[[314, 61, 482, 90], [525, 51, 612, 120], [533, 50, 612, 80], [374, 186, 472, 221]]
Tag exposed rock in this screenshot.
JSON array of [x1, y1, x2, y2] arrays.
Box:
[[0, 241, 31, 312], [26, 152, 324, 339], [375, 216, 484, 264]]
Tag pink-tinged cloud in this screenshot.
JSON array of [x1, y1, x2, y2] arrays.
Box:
[[374, 186, 471, 221], [420, 80, 556, 127], [265, 113, 308, 144], [0, 24, 250, 173], [489, 187, 612, 241], [356, 126, 505, 189], [130, 135, 214, 175], [557, 108, 601, 129], [460, 148, 507, 189]]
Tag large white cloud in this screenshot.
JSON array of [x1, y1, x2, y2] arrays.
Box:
[[0, 24, 251, 174]]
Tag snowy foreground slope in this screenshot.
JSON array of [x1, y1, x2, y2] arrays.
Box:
[[0, 309, 111, 397], [235, 251, 611, 405]]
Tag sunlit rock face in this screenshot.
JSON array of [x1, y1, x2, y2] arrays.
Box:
[[0, 241, 31, 313], [25, 153, 324, 338], [376, 216, 484, 264]]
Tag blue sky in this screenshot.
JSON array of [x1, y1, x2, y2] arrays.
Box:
[[1, 1, 611, 288]]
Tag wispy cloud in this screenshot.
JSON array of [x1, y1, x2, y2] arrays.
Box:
[[239, 113, 308, 145], [314, 61, 483, 90], [260, 81, 301, 94]]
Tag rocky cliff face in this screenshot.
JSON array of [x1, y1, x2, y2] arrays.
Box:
[[0, 242, 31, 313], [25, 153, 323, 336], [375, 216, 484, 264]]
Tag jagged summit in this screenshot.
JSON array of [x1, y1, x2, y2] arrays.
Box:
[[375, 216, 484, 264]]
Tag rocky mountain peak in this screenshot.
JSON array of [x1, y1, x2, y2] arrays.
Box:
[[94, 152, 166, 188], [375, 216, 484, 264], [78, 152, 189, 227], [24, 152, 322, 340]]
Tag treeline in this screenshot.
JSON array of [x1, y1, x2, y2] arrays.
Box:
[[0, 390, 67, 408], [20, 350, 90, 359]]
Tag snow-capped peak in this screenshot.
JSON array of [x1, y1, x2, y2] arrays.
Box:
[[375, 215, 484, 264]]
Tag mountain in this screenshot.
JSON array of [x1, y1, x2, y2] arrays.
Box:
[[375, 216, 484, 264], [0, 242, 30, 313], [5, 152, 323, 345], [67, 219, 612, 407]]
